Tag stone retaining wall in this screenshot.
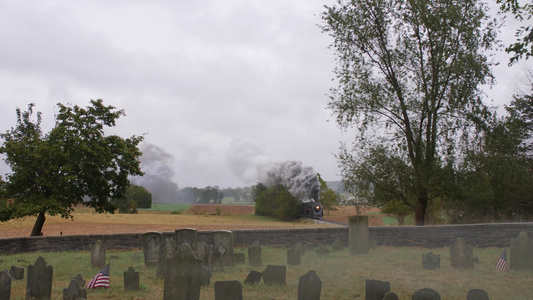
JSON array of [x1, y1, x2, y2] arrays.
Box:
[[1, 223, 533, 254]]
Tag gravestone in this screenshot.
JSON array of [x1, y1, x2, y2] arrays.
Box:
[[164, 243, 201, 300], [450, 238, 474, 269], [510, 231, 533, 271], [365, 279, 390, 300], [234, 253, 245, 265], [249, 246, 262, 267], [175, 228, 198, 247], [332, 238, 344, 251], [467, 289, 489, 300], [214, 280, 243, 300], [124, 266, 140, 291], [262, 265, 286, 285], [348, 215, 370, 254], [0, 269, 11, 300], [212, 230, 234, 267], [143, 232, 162, 267], [71, 274, 85, 288], [316, 245, 330, 256], [62, 279, 87, 300], [383, 291, 400, 300], [422, 252, 441, 270], [244, 271, 262, 285], [9, 265, 24, 280], [90, 240, 106, 269], [194, 242, 213, 285], [26, 256, 53, 300], [287, 249, 300, 266], [297, 270, 321, 300], [157, 238, 176, 277], [412, 288, 441, 300]]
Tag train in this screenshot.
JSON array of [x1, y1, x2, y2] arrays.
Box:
[[302, 201, 323, 219]]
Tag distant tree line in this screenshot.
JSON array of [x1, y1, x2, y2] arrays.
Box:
[[174, 186, 252, 204]]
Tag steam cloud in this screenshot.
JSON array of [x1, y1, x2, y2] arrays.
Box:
[[131, 143, 180, 203], [227, 137, 319, 202]]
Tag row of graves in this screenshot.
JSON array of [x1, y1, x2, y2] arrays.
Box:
[[1, 216, 533, 299]]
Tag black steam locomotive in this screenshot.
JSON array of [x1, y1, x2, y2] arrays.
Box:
[[302, 201, 323, 219]]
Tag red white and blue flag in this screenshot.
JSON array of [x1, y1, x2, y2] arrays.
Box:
[[86, 263, 110, 289], [495, 250, 509, 272]]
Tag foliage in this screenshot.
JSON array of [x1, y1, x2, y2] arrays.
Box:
[[380, 200, 412, 226], [114, 185, 152, 213], [0, 100, 143, 235], [176, 186, 224, 204], [252, 183, 301, 220], [321, 0, 497, 225], [496, 0, 533, 64], [317, 174, 339, 215]]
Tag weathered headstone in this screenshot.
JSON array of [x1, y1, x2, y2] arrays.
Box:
[[331, 238, 344, 251], [383, 291, 400, 300], [212, 230, 234, 267], [157, 238, 176, 277], [234, 253, 245, 265], [249, 246, 262, 267], [26, 256, 53, 300], [175, 228, 198, 247], [412, 288, 441, 300], [62, 279, 87, 300], [422, 252, 441, 270], [143, 232, 162, 267], [287, 249, 300, 266], [510, 231, 533, 271], [124, 266, 140, 291], [0, 269, 11, 300], [467, 289, 489, 300], [194, 242, 213, 285], [365, 279, 390, 300], [164, 243, 201, 300], [244, 271, 262, 285], [450, 238, 474, 269], [90, 240, 106, 269], [316, 245, 330, 256], [348, 215, 370, 254], [262, 265, 286, 285], [9, 266, 24, 280], [71, 274, 85, 289], [297, 270, 321, 300], [214, 280, 243, 300]]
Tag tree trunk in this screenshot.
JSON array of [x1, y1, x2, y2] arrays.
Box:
[[30, 211, 46, 236], [414, 196, 428, 226]]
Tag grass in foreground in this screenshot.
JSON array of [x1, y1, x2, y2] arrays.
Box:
[[1, 246, 531, 300]]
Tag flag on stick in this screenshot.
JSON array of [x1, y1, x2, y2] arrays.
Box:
[[86, 263, 110, 289], [495, 250, 509, 272]]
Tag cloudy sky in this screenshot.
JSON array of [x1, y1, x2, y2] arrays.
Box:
[[0, 1, 531, 189]]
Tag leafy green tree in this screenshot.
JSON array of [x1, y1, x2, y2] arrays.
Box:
[[496, 0, 533, 64], [127, 185, 152, 209], [252, 183, 301, 220], [317, 174, 339, 215], [0, 100, 143, 236], [321, 0, 497, 225]]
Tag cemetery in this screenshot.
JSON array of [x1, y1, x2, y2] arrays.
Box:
[[1, 219, 533, 299]]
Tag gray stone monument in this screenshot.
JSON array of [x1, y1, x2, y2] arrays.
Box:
[[214, 280, 243, 300], [412, 288, 441, 300], [157, 238, 176, 277], [422, 252, 441, 270], [194, 242, 213, 285], [212, 230, 234, 267], [26, 256, 53, 300], [262, 265, 286, 285], [450, 238, 474, 269], [297, 270, 321, 300], [124, 266, 140, 291], [316, 245, 330, 256], [143, 231, 162, 267], [383, 291, 400, 300], [234, 253, 245, 265], [467, 289, 489, 300], [9, 265, 23, 280], [0, 269, 11, 300], [510, 231, 533, 271], [244, 271, 262, 285], [365, 279, 390, 300], [287, 249, 300, 266], [90, 240, 106, 269], [71, 274, 85, 289], [175, 228, 198, 247], [164, 243, 201, 300], [348, 215, 370, 254], [248, 246, 262, 267], [62, 279, 87, 300]]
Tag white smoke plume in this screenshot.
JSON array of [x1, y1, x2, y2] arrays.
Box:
[[227, 137, 319, 202]]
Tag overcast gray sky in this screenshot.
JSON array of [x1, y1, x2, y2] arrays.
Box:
[[0, 0, 531, 189]]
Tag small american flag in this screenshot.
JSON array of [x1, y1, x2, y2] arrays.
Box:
[[495, 250, 509, 272], [86, 263, 110, 289]]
